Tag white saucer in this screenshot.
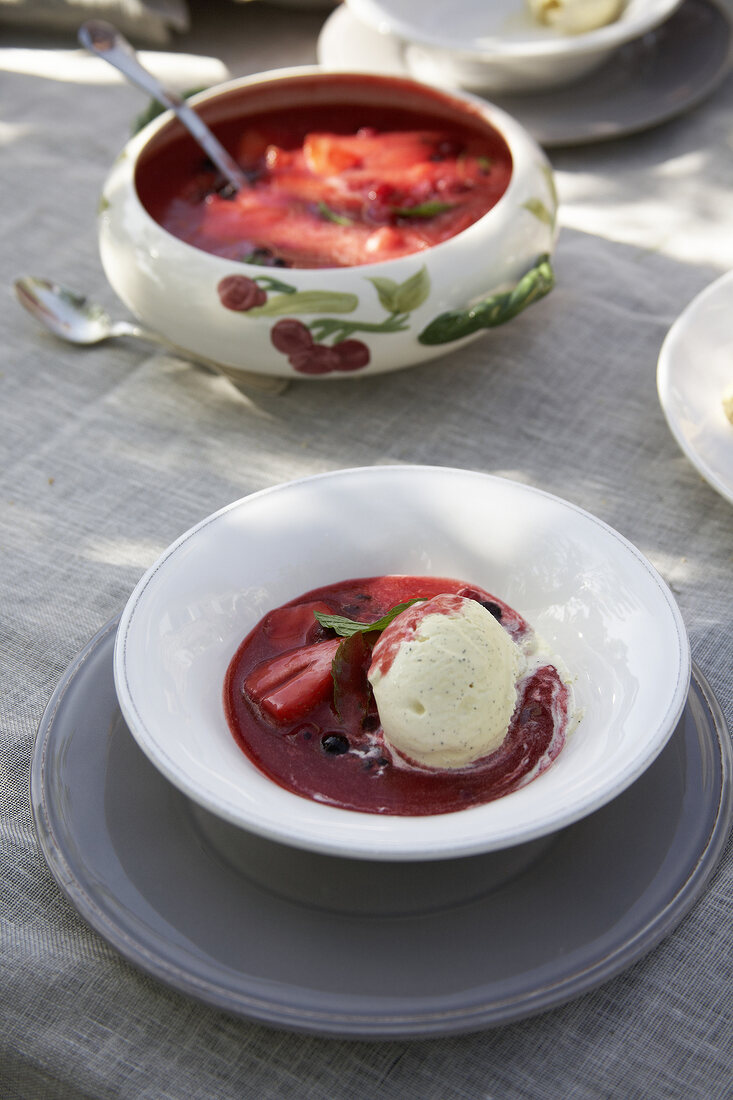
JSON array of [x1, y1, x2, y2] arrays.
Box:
[[658, 269, 733, 506], [317, 0, 733, 147]]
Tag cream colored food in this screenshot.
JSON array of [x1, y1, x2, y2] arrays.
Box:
[[527, 0, 625, 34], [723, 383, 733, 425], [368, 594, 525, 769]]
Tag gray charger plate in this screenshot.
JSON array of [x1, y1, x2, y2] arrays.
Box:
[[318, 0, 733, 147], [31, 618, 732, 1039]]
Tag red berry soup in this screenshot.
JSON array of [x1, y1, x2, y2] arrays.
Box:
[[136, 94, 512, 269], [223, 575, 572, 816]]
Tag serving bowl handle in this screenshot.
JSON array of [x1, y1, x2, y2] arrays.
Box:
[[418, 254, 554, 345]]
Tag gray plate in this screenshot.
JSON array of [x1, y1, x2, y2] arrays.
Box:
[[318, 0, 733, 147], [31, 618, 732, 1038]]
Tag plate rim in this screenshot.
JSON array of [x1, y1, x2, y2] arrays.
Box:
[[30, 617, 732, 1038], [657, 267, 733, 506]]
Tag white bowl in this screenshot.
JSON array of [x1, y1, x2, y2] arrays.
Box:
[[345, 0, 683, 92], [657, 268, 733, 507], [98, 67, 557, 380], [114, 466, 690, 862]]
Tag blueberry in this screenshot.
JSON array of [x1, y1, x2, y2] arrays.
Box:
[[322, 733, 349, 755], [215, 181, 237, 201], [245, 246, 286, 267], [480, 600, 503, 620]]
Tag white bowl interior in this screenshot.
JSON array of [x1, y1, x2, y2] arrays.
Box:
[[114, 466, 690, 861], [345, 0, 680, 56]]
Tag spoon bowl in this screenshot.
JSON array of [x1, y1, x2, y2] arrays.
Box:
[[14, 276, 132, 345], [14, 275, 166, 346], [13, 275, 287, 394]]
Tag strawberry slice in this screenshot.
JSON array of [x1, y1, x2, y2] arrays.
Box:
[[244, 638, 340, 723], [303, 134, 363, 175], [236, 128, 268, 167], [304, 131, 446, 174], [262, 600, 333, 646]]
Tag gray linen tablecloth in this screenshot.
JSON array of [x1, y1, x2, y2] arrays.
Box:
[[2, 2, 732, 1095]]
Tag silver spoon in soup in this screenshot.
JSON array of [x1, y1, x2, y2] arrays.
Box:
[[78, 20, 248, 193]]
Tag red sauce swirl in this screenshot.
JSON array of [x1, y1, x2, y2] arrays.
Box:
[[223, 576, 570, 816]]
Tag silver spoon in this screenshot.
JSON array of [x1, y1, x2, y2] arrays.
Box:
[[78, 20, 248, 193], [14, 276, 287, 395]]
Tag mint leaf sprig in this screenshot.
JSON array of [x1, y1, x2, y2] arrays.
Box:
[[315, 598, 426, 638], [390, 200, 454, 218], [317, 201, 353, 226]]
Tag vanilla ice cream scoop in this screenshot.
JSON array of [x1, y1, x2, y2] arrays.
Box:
[[527, 0, 624, 34], [367, 594, 525, 769]]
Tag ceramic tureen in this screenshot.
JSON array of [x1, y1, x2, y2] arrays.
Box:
[[98, 67, 558, 380]]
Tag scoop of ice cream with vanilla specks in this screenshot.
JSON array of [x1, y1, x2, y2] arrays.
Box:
[[527, 0, 625, 34], [368, 594, 527, 769]]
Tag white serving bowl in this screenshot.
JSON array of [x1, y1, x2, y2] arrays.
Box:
[[98, 67, 557, 381], [345, 0, 682, 92], [113, 466, 690, 862]]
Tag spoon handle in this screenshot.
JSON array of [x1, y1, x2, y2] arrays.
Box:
[[78, 20, 247, 192], [109, 321, 288, 394], [110, 319, 176, 346]]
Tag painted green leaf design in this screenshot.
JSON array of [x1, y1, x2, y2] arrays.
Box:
[[248, 290, 359, 317], [367, 266, 430, 315], [541, 163, 559, 212], [367, 276, 402, 313], [254, 274, 297, 294], [418, 255, 554, 345], [391, 265, 430, 313], [522, 198, 554, 227]]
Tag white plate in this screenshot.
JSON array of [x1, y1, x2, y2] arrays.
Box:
[[318, 0, 733, 147], [658, 269, 733, 505], [114, 466, 690, 862]]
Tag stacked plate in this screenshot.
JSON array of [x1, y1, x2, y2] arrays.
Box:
[[317, 0, 733, 146]]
